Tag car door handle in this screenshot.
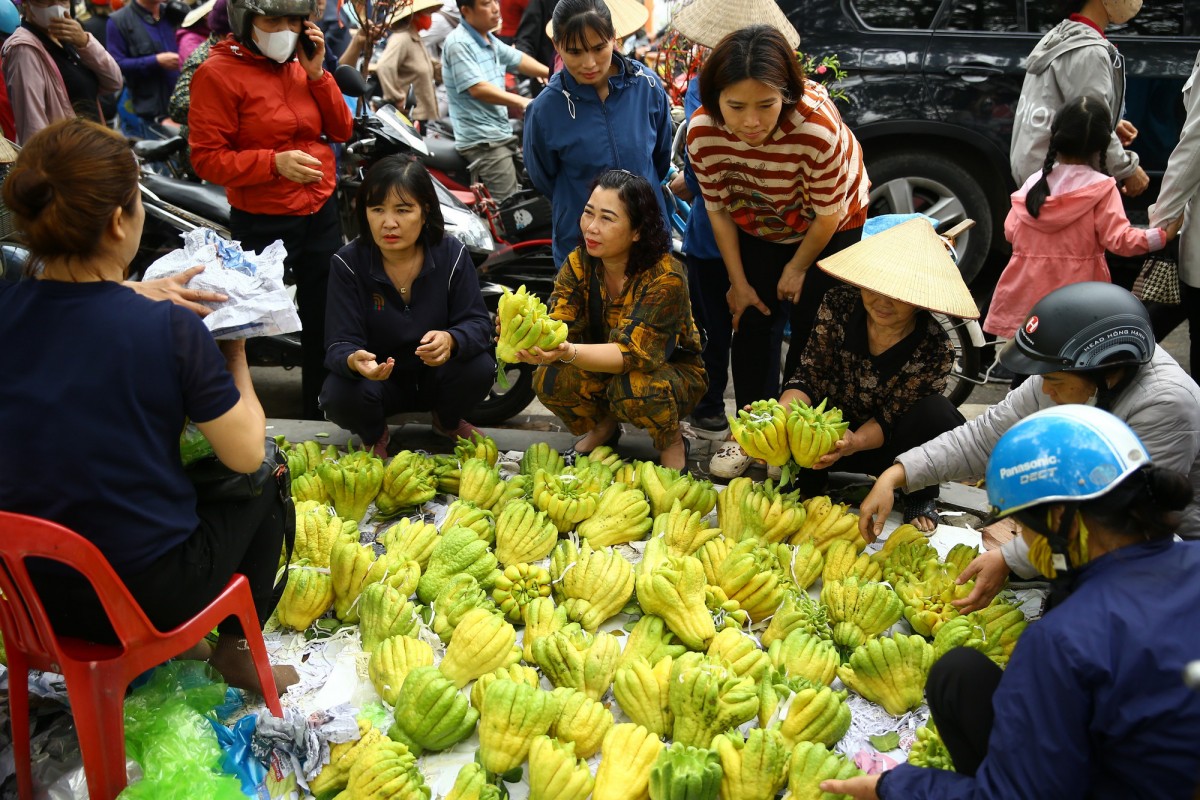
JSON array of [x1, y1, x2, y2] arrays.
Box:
[[945, 64, 1004, 77]]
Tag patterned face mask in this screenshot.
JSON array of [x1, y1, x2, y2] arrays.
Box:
[[1101, 0, 1142, 24]]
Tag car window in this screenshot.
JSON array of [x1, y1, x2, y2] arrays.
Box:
[[938, 0, 1021, 31], [850, 0, 941, 30], [1028, 0, 1198, 35]]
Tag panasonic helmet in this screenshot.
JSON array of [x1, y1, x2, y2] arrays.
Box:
[[227, 0, 315, 41], [985, 405, 1150, 521], [998, 282, 1154, 376], [0, 0, 19, 36]]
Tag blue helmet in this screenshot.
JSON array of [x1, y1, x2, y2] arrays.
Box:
[[986, 405, 1150, 519], [0, 0, 19, 36]]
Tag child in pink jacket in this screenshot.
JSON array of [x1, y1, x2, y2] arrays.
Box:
[[986, 95, 1182, 340]]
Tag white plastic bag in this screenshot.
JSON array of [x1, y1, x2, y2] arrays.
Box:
[[141, 228, 302, 339]]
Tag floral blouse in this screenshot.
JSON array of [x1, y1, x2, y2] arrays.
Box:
[[782, 286, 954, 438], [548, 249, 704, 375]]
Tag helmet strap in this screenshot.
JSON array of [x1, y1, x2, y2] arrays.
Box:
[[1044, 502, 1080, 611]]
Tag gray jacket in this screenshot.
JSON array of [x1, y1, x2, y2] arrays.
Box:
[[1150, 50, 1200, 287], [1010, 19, 1138, 185], [897, 348, 1200, 577]]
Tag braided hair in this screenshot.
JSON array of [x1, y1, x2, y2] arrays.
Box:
[[1025, 95, 1113, 218]]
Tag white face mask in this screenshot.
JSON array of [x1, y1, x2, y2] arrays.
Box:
[[1101, 0, 1142, 24], [253, 26, 299, 63], [28, 3, 67, 29]]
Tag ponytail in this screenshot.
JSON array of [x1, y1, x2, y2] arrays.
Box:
[[1025, 145, 1056, 219]]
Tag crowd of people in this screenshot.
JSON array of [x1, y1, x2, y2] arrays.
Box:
[[0, 0, 1199, 792]]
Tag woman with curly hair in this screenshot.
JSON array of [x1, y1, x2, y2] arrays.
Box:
[[511, 170, 707, 470]]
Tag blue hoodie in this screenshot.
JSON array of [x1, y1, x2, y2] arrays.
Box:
[[523, 54, 673, 267]]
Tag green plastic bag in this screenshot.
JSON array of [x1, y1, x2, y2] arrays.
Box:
[[118, 661, 246, 799], [180, 423, 215, 467]]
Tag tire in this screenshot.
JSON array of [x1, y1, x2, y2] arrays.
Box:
[[865, 150, 995, 285], [933, 313, 982, 407], [470, 362, 538, 426], [470, 293, 539, 426]]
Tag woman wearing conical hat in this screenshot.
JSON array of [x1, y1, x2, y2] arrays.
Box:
[[774, 218, 978, 529]]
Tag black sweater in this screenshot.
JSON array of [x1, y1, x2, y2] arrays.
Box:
[[324, 236, 493, 377]]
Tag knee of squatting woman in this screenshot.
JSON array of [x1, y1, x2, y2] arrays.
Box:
[[512, 169, 707, 471]]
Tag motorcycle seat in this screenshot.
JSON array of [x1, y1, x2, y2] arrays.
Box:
[[132, 136, 187, 162], [140, 172, 231, 229]]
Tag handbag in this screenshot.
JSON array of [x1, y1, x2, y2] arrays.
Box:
[[186, 437, 289, 503], [1131, 252, 1182, 306]]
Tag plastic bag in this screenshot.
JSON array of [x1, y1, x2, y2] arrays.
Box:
[[179, 422, 215, 467], [118, 661, 247, 799]]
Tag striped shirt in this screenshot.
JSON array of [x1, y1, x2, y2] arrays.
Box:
[[686, 81, 870, 243]]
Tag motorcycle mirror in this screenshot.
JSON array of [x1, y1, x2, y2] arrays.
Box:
[[334, 64, 371, 98]]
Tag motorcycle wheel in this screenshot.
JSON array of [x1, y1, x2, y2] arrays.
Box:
[[471, 361, 537, 426]]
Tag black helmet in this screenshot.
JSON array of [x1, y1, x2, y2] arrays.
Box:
[[227, 0, 315, 41], [999, 282, 1154, 375]]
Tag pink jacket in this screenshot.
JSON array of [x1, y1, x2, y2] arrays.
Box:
[[984, 164, 1166, 339], [1, 26, 123, 144]]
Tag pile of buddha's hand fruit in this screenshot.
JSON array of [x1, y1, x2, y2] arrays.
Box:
[[729, 398, 852, 484], [270, 434, 1026, 799], [494, 285, 569, 386]]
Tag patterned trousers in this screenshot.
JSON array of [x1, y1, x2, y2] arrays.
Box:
[[534, 360, 707, 451]]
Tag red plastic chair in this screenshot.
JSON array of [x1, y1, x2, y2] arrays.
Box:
[[0, 511, 284, 800]]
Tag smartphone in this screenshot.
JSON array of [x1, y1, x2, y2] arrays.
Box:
[[300, 32, 317, 60]]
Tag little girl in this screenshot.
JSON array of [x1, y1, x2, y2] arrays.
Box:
[[985, 95, 1182, 341]]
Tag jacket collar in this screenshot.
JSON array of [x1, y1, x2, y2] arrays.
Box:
[[367, 240, 435, 288]]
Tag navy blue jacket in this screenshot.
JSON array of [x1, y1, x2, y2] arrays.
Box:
[[523, 54, 673, 267], [883, 539, 1200, 800], [324, 236, 493, 376]]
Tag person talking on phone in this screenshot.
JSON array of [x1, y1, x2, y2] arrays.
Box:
[[189, 0, 353, 421], [1, 0, 122, 142]]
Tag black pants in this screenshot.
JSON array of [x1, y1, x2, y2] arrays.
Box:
[[230, 197, 342, 420], [34, 482, 291, 643], [925, 647, 1004, 776], [731, 226, 863, 407], [790, 394, 965, 503], [319, 350, 495, 444]]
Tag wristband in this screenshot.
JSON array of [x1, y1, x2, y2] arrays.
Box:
[[559, 343, 579, 364]]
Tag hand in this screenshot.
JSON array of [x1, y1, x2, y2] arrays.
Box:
[[668, 172, 693, 201], [858, 469, 903, 543], [348, 349, 395, 380], [813, 428, 859, 470], [1164, 215, 1185, 241], [415, 330, 455, 366], [726, 282, 770, 332], [49, 16, 87, 47], [952, 547, 1011, 612], [155, 51, 181, 70], [298, 21, 327, 80], [1120, 166, 1150, 197], [820, 774, 881, 799], [776, 264, 807, 304], [275, 150, 324, 184], [129, 265, 228, 316], [514, 342, 571, 365], [1116, 119, 1138, 146]]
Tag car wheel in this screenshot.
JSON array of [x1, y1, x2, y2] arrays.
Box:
[[865, 151, 994, 285]]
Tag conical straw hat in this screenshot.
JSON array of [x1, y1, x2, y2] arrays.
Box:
[[816, 218, 980, 319], [546, 0, 650, 41], [670, 0, 800, 49], [182, 0, 216, 29]]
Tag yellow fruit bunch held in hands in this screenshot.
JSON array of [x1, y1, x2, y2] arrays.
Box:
[[495, 285, 568, 385], [730, 398, 851, 483], [786, 398, 851, 469]]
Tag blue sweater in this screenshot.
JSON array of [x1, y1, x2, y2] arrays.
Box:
[[523, 54, 673, 267], [324, 236, 493, 376], [681, 77, 719, 261], [882, 539, 1200, 800]]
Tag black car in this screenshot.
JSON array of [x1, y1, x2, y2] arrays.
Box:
[[780, 0, 1200, 287]]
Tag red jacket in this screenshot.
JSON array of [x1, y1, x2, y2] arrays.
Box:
[[188, 38, 353, 216]]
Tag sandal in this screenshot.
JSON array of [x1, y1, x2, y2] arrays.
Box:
[[902, 496, 942, 528], [562, 425, 622, 466]]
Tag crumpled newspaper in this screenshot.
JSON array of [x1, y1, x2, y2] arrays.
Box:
[[141, 228, 302, 340]]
